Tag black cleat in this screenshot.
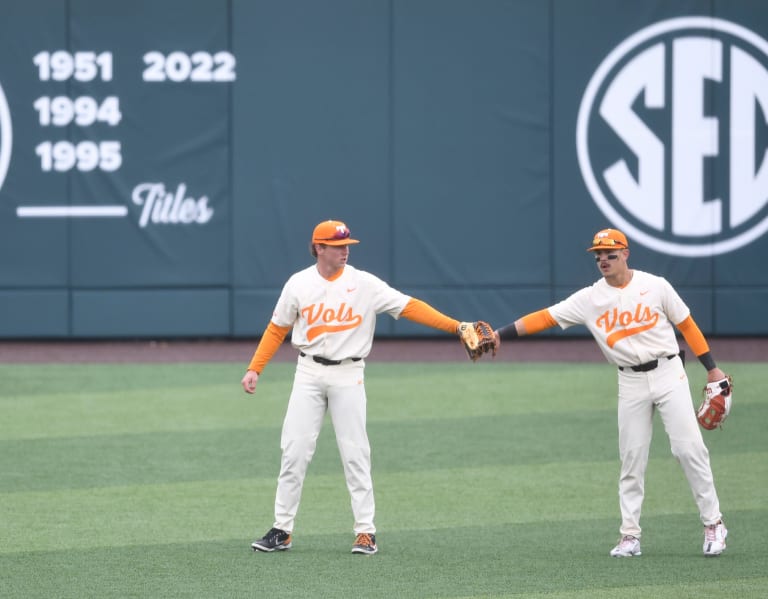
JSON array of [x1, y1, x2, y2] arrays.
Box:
[[251, 527, 292, 552]]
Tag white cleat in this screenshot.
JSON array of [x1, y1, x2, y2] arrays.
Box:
[[610, 535, 642, 557], [703, 521, 728, 556]]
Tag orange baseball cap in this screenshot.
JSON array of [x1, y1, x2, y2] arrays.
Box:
[[311, 220, 360, 246], [587, 228, 629, 251]]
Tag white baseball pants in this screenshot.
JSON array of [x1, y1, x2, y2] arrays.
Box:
[[616, 355, 722, 537], [272, 354, 374, 534]]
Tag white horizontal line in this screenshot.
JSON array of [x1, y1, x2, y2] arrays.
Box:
[[16, 205, 129, 218]]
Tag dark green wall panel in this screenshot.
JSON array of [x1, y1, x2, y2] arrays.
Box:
[[1, 1, 767, 338], [72, 289, 230, 337], [0, 290, 69, 337]]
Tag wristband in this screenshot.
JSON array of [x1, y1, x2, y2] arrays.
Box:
[[497, 323, 519, 340], [698, 351, 716, 371]]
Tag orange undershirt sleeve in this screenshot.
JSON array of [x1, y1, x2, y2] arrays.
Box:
[[247, 322, 292, 374], [519, 309, 559, 335], [399, 298, 460, 334], [675, 315, 710, 356]]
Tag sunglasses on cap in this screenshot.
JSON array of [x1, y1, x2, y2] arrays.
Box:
[[316, 228, 351, 241], [591, 237, 623, 247]]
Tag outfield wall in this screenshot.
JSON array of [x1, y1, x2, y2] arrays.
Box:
[[1, 0, 767, 338]]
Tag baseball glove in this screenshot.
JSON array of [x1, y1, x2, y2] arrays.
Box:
[[457, 321, 496, 361], [696, 375, 733, 430]]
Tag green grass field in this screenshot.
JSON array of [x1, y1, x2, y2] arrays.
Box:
[[1, 360, 766, 598]]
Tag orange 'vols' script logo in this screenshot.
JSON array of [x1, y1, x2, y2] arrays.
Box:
[[596, 304, 659, 347], [302, 302, 363, 341]]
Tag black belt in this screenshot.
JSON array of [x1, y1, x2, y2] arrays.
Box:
[[300, 352, 361, 366], [619, 354, 678, 372]]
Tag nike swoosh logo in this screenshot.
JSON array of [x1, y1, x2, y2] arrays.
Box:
[[640, 290, 649, 295], [347, 287, 356, 293]]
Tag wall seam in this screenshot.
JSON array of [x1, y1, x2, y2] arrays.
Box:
[[388, 0, 396, 288], [227, 0, 235, 337], [66, 0, 73, 336], [548, 0, 556, 305]]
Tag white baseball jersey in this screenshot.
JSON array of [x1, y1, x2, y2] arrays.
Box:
[[271, 264, 410, 360], [548, 270, 690, 368]]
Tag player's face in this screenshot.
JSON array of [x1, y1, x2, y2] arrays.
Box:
[[316, 243, 350, 273], [594, 249, 628, 277]]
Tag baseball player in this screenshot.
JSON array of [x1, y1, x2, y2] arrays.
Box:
[[242, 219, 476, 555], [493, 228, 728, 557]]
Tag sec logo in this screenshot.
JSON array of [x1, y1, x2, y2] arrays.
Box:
[[0, 80, 11, 195], [577, 17, 768, 257]]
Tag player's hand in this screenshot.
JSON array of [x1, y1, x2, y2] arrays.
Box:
[[241, 370, 259, 394], [707, 367, 726, 383]]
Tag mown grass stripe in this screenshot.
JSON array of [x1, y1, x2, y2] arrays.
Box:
[[1, 517, 766, 598], [1, 399, 764, 493], [2, 454, 764, 554]]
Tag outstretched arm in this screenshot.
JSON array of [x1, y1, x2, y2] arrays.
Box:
[[400, 298, 495, 360], [494, 309, 558, 348], [399, 298, 461, 333]]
